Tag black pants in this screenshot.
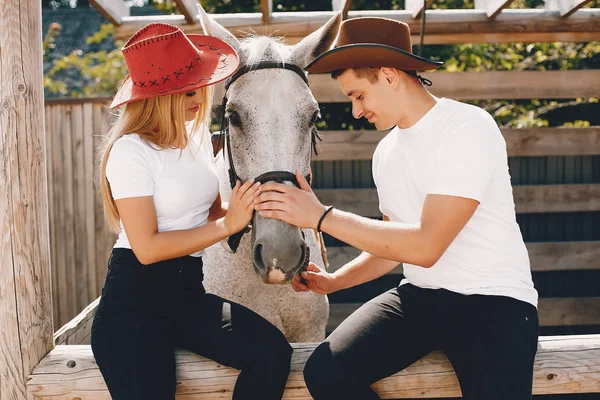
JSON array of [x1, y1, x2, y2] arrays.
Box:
[[304, 283, 539, 400], [91, 248, 292, 400]]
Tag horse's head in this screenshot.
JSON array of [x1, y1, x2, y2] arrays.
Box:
[[198, 6, 341, 284]]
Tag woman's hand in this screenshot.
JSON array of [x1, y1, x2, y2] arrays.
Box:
[[255, 171, 326, 229], [224, 180, 261, 234], [291, 263, 338, 294]]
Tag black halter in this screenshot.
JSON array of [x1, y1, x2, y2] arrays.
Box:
[[216, 61, 321, 253]]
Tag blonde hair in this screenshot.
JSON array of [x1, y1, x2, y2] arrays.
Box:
[[99, 86, 213, 232]]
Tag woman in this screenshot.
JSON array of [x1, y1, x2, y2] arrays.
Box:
[[91, 23, 292, 400]]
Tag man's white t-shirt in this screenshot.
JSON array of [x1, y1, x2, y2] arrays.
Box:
[[372, 98, 538, 307], [105, 128, 219, 257]]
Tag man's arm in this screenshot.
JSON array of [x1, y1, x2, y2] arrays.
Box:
[[256, 173, 479, 268], [292, 215, 399, 294], [320, 193, 479, 267]]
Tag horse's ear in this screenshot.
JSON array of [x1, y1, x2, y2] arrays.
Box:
[[289, 12, 342, 68], [196, 3, 242, 54]]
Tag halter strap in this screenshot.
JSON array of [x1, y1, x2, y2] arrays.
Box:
[[225, 62, 309, 91]]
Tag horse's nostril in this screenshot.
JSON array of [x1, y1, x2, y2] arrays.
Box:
[[253, 243, 266, 271]]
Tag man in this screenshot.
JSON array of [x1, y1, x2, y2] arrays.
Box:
[[255, 17, 539, 400]]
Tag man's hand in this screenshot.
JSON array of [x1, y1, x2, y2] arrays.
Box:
[[291, 263, 337, 294], [255, 171, 326, 229]]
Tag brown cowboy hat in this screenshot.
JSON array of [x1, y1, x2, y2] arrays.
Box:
[[305, 17, 442, 74], [110, 23, 239, 109]]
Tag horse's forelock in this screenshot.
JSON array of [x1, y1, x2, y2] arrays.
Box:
[[240, 36, 291, 66]]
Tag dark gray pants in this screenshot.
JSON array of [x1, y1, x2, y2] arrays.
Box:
[[305, 283, 539, 400], [91, 248, 292, 400]]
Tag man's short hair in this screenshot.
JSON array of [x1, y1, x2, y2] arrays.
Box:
[[331, 67, 421, 84]]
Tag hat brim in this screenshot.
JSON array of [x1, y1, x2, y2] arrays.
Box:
[[110, 35, 239, 109], [305, 43, 442, 74]]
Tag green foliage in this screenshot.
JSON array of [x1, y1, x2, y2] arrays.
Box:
[[43, 23, 127, 98]]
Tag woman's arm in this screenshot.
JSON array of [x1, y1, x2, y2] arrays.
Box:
[[117, 180, 260, 265]]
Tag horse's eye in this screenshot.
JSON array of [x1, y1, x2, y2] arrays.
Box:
[[310, 111, 320, 125], [227, 111, 242, 127]]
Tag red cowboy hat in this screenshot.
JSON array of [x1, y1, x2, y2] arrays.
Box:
[[110, 23, 239, 109], [305, 17, 442, 74]]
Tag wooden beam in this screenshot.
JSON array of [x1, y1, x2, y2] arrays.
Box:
[[545, 0, 595, 18], [89, 0, 130, 26], [314, 184, 600, 217], [308, 70, 600, 102], [475, 0, 516, 19], [330, 299, 600, 334], [1, 0, 54, 398], [327, 241, 600, 274], [514, 184, 600, 213], [113, 9, 600, 44], [28, 336, 600, 398], [173, 0, 199, 24], [212, 70, 600, 103], [260, 0, 273, 24], [314, 127, 600, 161], [54, 297, 99, 345], [405, 0, 435, 19]]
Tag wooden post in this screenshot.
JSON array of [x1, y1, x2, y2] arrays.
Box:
[[0, 0, 54, 399]]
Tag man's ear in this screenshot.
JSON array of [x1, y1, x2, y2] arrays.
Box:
[[380, 67, 400, 86]]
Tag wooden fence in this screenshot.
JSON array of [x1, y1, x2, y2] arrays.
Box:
[[45, 68, 600, 332], [44, 100, 115, 328]]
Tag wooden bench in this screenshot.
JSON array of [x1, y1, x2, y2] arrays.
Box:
[[28, 335, 600, 398]]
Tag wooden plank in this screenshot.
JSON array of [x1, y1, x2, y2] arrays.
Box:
[[475, 0, 516, 19], [327, 241, 600, 274], [314, 127, 600, 161], [83, 103, 98, 302], [545, 0, 594, 18], [0, 0, 53, 399], [513, 184, 600, 213], [540, 298, 600, 326], [71, 104, 89, 317], [315, 188, 380, 216], [308, 70, 600, 102], [405, 0, 435, 19], [52, 106, 68, 327], [45, 106, 60, 328], [114, 9, 600, 44], [260, 0, 273, 23], [329, 298, 600, 333], [527, 241, 600, 272], [93, 104, 113, 296], [44, 97, 112, 105], [314, 184, 600, 217], [28, 336, 600, 398], [54, 297, 100, 345], [503, 127, 600, 157], [89, 0, 130, 26], [62, 105, 77, 324], [173, 0, 199, 24]]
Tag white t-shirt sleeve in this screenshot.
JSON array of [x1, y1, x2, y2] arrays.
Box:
[[428, 120, 498, 202], [106, 136, 156, 200]]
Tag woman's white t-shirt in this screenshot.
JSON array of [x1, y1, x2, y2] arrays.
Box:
[[105, 129, 219, 257], [372, 98, 538, 307]]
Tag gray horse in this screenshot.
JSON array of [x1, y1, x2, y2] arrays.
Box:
[[198, 5, 341, 342]]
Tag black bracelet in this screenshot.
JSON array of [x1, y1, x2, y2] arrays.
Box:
[[317, 206, 334, 233]]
